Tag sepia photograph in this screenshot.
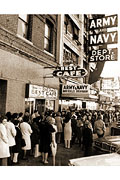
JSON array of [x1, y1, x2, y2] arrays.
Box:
[[0, 1, 120, 179]]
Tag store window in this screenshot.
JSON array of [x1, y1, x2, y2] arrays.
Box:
[[36, 99, 45, 115], [25, 98, 35, 114], [45, 100, 55, 111], [17, 14, 30, 39], [63, 44, 78, 65], [44, 19, 53, 54]]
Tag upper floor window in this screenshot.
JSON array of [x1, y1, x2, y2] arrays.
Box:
[[84, 14, 88, 31], [64, 15, 79, 42], [17, 14, 29, 39], [44, 20, 53, 54], [63, 44, 78, 66]]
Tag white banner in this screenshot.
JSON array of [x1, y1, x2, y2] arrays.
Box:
[[29, 84, 58, 99]]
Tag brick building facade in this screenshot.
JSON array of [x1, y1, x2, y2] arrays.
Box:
[[0, 14, 60, 114]]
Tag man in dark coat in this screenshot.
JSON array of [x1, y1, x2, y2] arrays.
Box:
[[71, 110, 77, 145], [39, 116, 55, 164], [12, 120, 22, 164], [82, 120, 93, 157]]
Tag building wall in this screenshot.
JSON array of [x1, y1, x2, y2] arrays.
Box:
[[32, 15, 45, 50], [0, 15, 18, 34], [0, 48, 59, 113], [0, 14, 60, 114]]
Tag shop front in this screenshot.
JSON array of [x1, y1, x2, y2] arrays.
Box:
[[99, 91, 113, 111], [60, 82, 98, 111], [25, 84, 58, 115]]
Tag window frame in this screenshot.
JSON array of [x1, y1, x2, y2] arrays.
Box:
[[44, 19, 53, 54], [17, 14, 30, 39]]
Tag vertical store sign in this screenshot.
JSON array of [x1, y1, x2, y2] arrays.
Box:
[[88, 14, 118, 62], [88, 14, 118, 84]]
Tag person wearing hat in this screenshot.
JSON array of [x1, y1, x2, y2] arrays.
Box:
[[82, 120, 93, 156], [94, 115, 106, 138]]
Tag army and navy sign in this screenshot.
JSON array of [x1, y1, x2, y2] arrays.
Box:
[[62, 84, 90, 97], [88, 48, 118, 62], [89, 14, 118, 30], [89, 31, 118, 46], [88, 14, 118, 63]]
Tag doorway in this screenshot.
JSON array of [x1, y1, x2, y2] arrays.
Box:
[[35, 99, 45, 115], [0, 79, 7, 115]]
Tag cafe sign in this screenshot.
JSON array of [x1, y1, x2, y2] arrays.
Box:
[[26, 84, 58, 99], [53, 65, 87, 78]]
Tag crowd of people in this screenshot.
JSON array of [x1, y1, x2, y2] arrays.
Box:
[[0, 108, 120, 166]]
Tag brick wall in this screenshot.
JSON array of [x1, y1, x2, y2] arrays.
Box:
[[0, 14, 59, 64], [32, 15, 45, 50], [0, 14, 18, 34]]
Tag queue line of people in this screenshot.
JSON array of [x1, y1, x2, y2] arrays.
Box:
[[0, 108, 120, 166]]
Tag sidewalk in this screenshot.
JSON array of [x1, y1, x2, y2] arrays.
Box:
[[12, 123, 114, 166]]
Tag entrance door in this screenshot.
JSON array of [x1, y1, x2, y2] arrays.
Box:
[[0, 79, 7, 114], [35, 99, 45, 115]]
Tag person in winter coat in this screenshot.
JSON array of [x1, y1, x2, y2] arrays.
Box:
[[31, 117, 40, 157], [0, 115, 10, 166], [82, 120, 93, 157], [39, 116, 55, 164], [71, 110, 77, 145], [12, 120, 22, 164], [55, 112, 63, 144], [76, 116, 84, 147], [94, 115, 106, 138], [20, 115, 33, 160], [5, 112, 16, 165]]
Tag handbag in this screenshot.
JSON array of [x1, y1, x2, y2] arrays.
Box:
[[21, 138, 26, 147]]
